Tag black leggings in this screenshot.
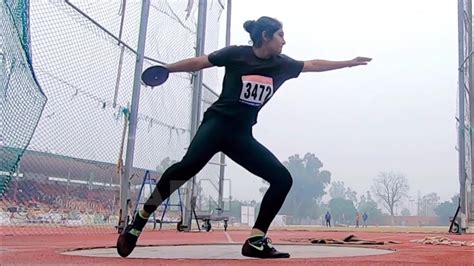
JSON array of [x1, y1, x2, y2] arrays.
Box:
[[144, 115, 293, 233]]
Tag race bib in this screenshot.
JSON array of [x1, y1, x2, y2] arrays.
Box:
[[240, 75, 274, 106]]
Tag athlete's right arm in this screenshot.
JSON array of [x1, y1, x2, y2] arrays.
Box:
[[165, 56, 214, 73]]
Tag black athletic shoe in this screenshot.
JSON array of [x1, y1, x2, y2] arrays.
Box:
[[116, 224, 141, 257], [241, 236, 290, 259], [116, 212, 149, 257]]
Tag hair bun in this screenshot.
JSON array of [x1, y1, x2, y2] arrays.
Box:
[[243, 20, 256, 33]]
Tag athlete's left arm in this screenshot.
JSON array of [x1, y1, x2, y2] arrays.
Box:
[[301, 57, 372, 72]]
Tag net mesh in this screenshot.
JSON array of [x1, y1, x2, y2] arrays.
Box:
[[1, 0, 47, 199], [1, 0, 226, 234]]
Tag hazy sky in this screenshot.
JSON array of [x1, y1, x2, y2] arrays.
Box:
[[220, 0, 459, 207], [22, 1, 461, 216]]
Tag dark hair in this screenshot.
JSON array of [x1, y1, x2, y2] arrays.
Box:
[[243, 16, 282, 48]]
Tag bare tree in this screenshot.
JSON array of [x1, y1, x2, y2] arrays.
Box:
[[372, 172, 409, 225]]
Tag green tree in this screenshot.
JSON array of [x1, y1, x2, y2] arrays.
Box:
[[401, 208, 411, 216], [280, 153, 331, 224], [434, 194, 459, 225], [329, 181, 346, 199], [345, 187, 358, 204], [357, 191, 384, 224], [329, 181, 357, 204], [329, 198, 356, 225]]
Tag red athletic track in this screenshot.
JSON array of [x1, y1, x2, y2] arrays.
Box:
[[1, 227, 473, 265]]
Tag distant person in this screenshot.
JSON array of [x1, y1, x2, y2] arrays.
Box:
[[355, 212, 360, 228], [325, 211, 331, 227], [116, 16, 371, 259], [362, 212, 368, 227]]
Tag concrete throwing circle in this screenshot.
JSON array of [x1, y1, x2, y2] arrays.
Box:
[[62, 244, 394, 259]]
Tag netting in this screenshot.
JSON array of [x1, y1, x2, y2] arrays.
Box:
[[0, 0, 47, 198], [1, 0, 226, 234]]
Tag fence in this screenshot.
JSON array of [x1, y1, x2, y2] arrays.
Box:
[[0, 0, 228, 233]]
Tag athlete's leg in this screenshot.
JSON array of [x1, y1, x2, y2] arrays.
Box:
[[117, 118, 222, 257], [223, 135, 292, 233], [223, 131, 292, 258], [143, 123, 221, 213]]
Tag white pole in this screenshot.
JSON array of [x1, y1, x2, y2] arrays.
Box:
[[217, 0, 232, 216], [183, 0, 207, 231], [118, 0, 150, 232]]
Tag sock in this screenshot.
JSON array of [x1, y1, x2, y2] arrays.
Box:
[[248, 235, 265, 243], [128, 227, 142, 237], [130, 209, 149, 232], [248, 229, 265, 242], [139, 209, 150, 219]]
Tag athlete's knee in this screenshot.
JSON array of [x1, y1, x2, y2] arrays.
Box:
[[175, 155, 207, 177], [280, 169, 293, 192], [269, 167, 292, 192]]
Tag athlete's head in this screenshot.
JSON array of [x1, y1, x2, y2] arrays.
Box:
[[243, 16, 285, 55]]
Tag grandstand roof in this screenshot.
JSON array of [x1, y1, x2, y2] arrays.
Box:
[[16, 150, 158, 185]]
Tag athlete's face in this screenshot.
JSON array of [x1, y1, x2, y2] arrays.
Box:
[[264, 28, 285, 54]]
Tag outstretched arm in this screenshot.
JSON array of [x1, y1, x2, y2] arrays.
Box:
[[302, 57, 372, 72], [165, 55, 214, 73]]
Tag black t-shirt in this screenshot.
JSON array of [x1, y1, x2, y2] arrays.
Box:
[[206, 45, 304, 126]]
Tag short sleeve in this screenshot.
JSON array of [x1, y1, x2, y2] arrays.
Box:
[[208, 45, 240, 67], [280, 55, 304, 80]]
